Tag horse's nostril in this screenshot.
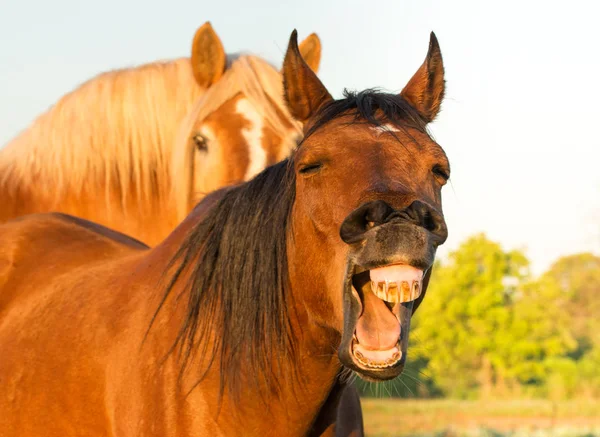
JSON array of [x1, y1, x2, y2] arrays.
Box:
[[423, 211, 436, 233], [340, 200, 394, 244]]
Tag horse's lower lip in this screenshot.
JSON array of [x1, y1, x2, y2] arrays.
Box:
[[351, 338, 402, 369]]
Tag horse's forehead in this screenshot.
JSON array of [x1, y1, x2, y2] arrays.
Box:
[[303, 121, 444, 170], [309, 120, 425, 148]]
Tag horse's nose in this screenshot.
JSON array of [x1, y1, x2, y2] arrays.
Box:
[[388, 200, 448, 245], [339, 200, 448, 245]]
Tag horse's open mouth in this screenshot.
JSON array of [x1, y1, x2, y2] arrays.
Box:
[[347, 263, 423, 375]]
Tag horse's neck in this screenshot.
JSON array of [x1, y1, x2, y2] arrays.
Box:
[[131, 190, 343, 434], [177, 329, 341, 435], [139, 266, 339, 431], [212, 291, 342, 432]]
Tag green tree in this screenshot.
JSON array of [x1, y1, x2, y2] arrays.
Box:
[[504, 274, 577, 397], [539, 253, 600, 397], [578, 347, 600, 398], [541, 253, 600, 350], [410, 234, 529, 397]]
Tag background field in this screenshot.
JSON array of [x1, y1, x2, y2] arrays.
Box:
[[362, 399, 600, 437]]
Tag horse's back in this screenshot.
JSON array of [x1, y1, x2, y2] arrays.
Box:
[[0, 212, 148, 310]]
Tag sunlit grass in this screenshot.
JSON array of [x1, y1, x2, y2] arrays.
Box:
[[361, 399, 600, 437]]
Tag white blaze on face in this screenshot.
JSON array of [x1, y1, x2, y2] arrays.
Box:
[[236, 98, 266, 180], [371, 123, 401, 136]]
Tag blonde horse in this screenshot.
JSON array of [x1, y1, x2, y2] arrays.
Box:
[[0, 22, 321, 245]]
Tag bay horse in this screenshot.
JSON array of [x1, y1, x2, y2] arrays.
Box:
[[0, 22, 321, 245], [0, 30, 449, 436]]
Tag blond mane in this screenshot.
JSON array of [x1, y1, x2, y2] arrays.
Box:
[[171, 55, 302, 221], [0, 54, 301, 223], [0, 58, 204, 214]]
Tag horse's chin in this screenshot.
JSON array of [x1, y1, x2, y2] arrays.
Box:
[[338, 261, 422, 381]]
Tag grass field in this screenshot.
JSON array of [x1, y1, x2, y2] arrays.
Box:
[[361, 399, 600, 437]]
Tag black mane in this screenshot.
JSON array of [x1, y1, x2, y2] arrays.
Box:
[[155, 159, 296, 401], [153, 89, 428, 401], [306, 88, 429, 138]]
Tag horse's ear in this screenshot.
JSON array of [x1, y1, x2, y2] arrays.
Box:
[[282, 30, 333, 123], [298, 33, 322, 73], [190, 22, 227, 88], [400, 32, 445, 123]]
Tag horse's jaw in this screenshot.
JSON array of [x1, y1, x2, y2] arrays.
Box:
[[337, 219, 440, 382], [338, 260, 418, 381]]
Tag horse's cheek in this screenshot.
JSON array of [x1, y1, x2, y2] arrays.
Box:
[[295, 179, 332, 233]]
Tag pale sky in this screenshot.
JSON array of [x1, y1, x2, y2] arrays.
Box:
[[1, 0, 598, 275]]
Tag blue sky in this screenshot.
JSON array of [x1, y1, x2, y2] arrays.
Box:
[[1, 0, 599, 274]]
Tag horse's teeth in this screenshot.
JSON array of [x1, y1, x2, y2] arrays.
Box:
[[400, 281, 410, 301], [412, 281, 420, 300], [388, 283, 398, 302], [369, 280, 422, 303]]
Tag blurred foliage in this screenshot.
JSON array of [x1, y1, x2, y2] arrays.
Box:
[[356, 233, 600, 400]]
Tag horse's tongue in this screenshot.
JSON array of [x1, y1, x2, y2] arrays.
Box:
[[355, 289, 400, 351]]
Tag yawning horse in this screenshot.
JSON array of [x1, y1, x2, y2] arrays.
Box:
[[0, 23, 321, 245], [0, 30, 449, 436]]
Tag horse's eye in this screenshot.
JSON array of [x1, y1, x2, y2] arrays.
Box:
[[299, 162, 323, 175], [193, 134, 208, 152], [432, 164, 450, 183]]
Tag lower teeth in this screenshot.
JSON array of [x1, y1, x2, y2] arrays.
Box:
[[352, 342, 402, 368], [353, 350, 402, 368]]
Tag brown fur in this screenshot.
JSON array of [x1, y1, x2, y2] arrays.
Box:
[[0, 30, 448, 436]]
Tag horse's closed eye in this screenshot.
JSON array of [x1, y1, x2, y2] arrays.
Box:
[[299, 163, 323, 175], [432, 164, 449, 182]]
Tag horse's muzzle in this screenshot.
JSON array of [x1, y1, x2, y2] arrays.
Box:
[[337, 203, 445, 381]]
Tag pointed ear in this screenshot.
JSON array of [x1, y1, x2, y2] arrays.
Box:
[[282, 30, 333, 123], [190, 22, 227, 88], [400, 32, 445, 123], [298, 33, 322, 73]]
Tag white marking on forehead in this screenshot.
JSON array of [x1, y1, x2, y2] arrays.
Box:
[[236, 98, 266, 180], [371, 123, 401, 136]]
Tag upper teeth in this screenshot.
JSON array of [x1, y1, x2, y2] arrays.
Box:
[[370, 280, 421, 303]]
